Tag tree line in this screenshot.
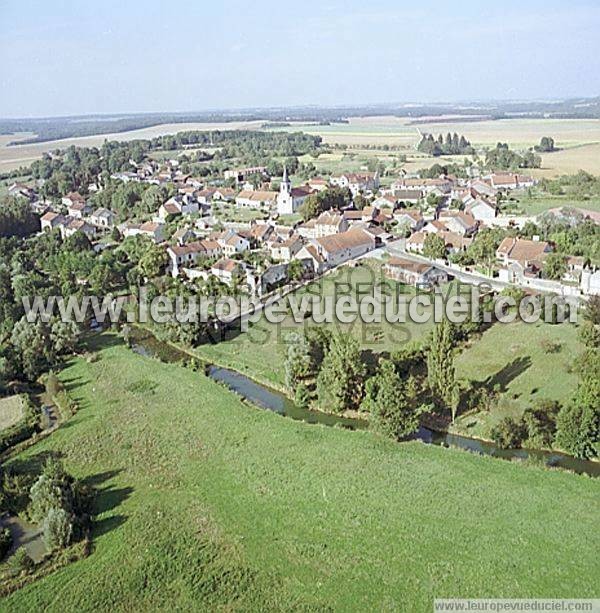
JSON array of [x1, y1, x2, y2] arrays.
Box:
[[417, 132, 474, 156]]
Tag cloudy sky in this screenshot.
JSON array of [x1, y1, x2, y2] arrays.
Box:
[[1, 0, 599, 117]]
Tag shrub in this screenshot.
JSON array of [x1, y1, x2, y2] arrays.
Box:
[[539, 338, 562, 354], [45, 370, 61, 398], [10, 547, 34, 573], [0, 527, 12, 561], [522, 400, 560, 448], [490, 417, 527, 449]]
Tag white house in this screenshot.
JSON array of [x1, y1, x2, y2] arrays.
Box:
[[438, 211, 478, 236], [123, 221, 166, 243], [166, 239, 222, 277], [393, 209, 424, 233], [465, 199, 498, 222], [268, 235, 303, 263], [40, 211, 65, 232], [211, 258, 245, 285], [298, 227, 376, 273], [216, 230, 250, 256], [330, 172, 380, 195], [405, 231, 426, 254], [235, 190, 277, 209], [581, 268, 600, 295], [158, 195, 199, 220], [89, 207, 115, 228]]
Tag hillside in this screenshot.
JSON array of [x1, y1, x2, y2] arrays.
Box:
[[3, 334, 599, 611]]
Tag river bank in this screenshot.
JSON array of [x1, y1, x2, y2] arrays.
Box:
[[126, 327, 599, 477]]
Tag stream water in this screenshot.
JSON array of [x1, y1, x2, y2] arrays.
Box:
[[129, 327, 600, 478]]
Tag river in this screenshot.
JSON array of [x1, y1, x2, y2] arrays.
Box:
[[128, 327, 599, 478]]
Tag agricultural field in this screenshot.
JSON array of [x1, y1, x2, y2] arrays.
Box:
[[454, 320, 583, 441], [2, 334, 598, 611], [0, 121, 263, 173], [0, 395, 25, 431], [534, 142, 600, 178], [278, 116, 600, 177], [3, 115, 600, 176]]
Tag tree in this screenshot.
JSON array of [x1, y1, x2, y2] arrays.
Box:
[[10, 318, 54, 381], [317, 333, 365, 413], [555, 336, 599, 459], [29, 474, 64, 523], [50, 319, 80, 354], [353, 194, 370, 210], [45, 370, 61, 398], [294, 382, 311, 410], [138, 244, 167, 279], [287, 259, 304, 282], [535, 137, 555, 153], [284, 332, 313, 391], [468, 228, 505, 275], [42, 507, 73, 550], [543, 253, 567, 280], [423, 233, 447, 260], [0, 197, 40, 237], [427, 319, 458, 418], [490, 417, 526, 449], [362, 359, 422, 440], [582, 295, 600, 326]]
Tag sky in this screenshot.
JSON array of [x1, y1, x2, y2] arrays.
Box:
[[1, 0, 599, 118]]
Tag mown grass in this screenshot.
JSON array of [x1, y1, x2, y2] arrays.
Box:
[[454, 320, 582, 439], [2, 333, 599, 611]]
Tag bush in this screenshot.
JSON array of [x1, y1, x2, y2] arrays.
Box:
[[490, 417, 527, 449], [294, 383, 311, 410], [522, 400, 560, 448], [53, 390, 77, 419], [42, 507, 74, 550], [45, 371, 61, 398], [0, 527, 12, 560], [539, 338, 562, 354], [10, 547, 34, 573]]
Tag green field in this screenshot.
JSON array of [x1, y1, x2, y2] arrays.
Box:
[[196, 261, 439, 388], [2, 333, 599, 611], [504, 191, 600, 216], [0, 395, 25, 431], [213, 202, 267, 223], [454, 320, 582, 440]]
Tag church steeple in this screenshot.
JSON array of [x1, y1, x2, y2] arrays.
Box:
[[281, 165, 291, 194]]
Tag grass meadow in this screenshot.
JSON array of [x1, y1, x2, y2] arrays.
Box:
[[195, 260, 441, 388], [454, 320, 583, 440], [2, 333, 599, 611]]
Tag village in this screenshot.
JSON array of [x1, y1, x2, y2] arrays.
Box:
[[2, 1, 600, 606], [7, 148, 600, 302]]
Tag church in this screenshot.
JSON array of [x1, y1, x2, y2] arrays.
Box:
[[276, 167, 312, 215]]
